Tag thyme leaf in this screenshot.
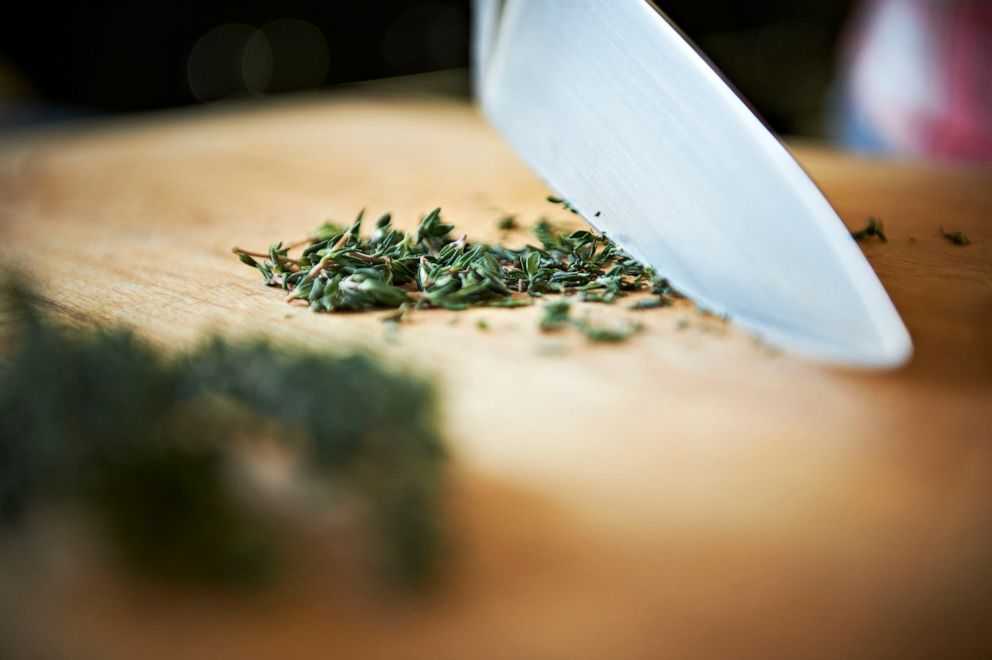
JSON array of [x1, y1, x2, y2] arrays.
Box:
[[941, 228, 971, 246], [852, 217, 888, 243]]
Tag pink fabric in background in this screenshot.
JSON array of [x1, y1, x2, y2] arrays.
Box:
[[842, 0, 992, 162]]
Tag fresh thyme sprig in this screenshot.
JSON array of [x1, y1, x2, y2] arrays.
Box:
[[234, 205, 677, 321]]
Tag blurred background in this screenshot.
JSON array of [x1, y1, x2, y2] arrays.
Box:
[[0, 0, 989, 160]]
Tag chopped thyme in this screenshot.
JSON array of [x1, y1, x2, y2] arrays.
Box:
[[576, 318, 643, 343], [234, 206, 684, 339], [630, 298, 672, 310], [0, 282, 446, 588], [540, 300, 642, 344], [497, 215, 519, 231], [546, 195, 580, 214], [380, 302, 412, 324], [485, 297, 532, 308], [852, 217, 888, 243], [941, 228, 971, 246], [540, 300, 572, 332]]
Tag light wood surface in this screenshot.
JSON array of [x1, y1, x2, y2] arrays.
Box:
[[1, 92, 991, 659]]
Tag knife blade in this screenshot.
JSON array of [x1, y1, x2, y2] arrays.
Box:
[[470, 0, 504, 87], [473, 0, 912, 368]]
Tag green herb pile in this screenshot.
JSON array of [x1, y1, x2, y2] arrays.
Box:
[[0, 283, 446, 587], [233, 205, 678, 321]]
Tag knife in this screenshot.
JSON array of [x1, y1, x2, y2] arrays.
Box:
[[472, 0, 913, 368]]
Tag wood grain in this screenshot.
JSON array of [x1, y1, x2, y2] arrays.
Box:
[[1, 92, 991, 659]]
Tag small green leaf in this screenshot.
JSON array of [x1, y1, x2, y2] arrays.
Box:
[[941, 228, 971, 246]]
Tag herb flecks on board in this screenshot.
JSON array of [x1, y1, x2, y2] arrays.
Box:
[[540, 300, 573, 332], [0, 282, 446, 588], [576, 318, 643, 343], [852, 217, 888, 243], [941, 228, 971, 246], [540, 299, 643, 343], [497, 215, 519, 231], [630, 298, 672, 310], [234, 202, 682, 338], [546, 195, 580, 215]]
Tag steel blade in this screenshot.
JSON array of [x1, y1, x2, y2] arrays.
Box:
[[471, 0, 504, 86], [475, 0, 912, 367]]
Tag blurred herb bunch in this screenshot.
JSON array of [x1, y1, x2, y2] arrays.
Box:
[[0, 281, 446, 587]]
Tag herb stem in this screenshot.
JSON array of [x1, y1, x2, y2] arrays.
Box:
[[231, 247, 269, 259], [286, 236, 314, 250], [232, 247, 303, 265]]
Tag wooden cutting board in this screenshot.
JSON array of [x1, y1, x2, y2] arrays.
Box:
[[1, 91, 990, 659]]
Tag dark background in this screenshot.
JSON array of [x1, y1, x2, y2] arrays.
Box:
[[0, 1, 855, 136]]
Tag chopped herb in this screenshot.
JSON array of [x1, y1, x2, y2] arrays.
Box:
[[234, 207, 686, 340], [852, 217, 887, 242], [576, 319, 643, 343], [630, 298, 672, 310], [539, 301, 642, 344], [540, 300, 572, 332], [497, 215, 519, 231], [941, 228, 971, 246], [0, 282, 446, 588], [380, 302, 412, 324], [485, 297, 532, 309], [546, 195, 579, 214], [476, 318, 490, 331]]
